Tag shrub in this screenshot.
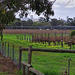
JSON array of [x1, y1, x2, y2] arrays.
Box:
[[70, 30, 75, 38]]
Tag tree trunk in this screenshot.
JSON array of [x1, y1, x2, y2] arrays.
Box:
[[0, 30, 3, 41], [47, 14, 49, 22]]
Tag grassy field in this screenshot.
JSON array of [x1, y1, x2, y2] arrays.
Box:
[[1, 34, 75, 75]]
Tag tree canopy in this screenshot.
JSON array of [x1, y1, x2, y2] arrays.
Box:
[[0, 0, 55, 26]]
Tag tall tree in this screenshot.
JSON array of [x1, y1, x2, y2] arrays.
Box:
[[0, 0, 55, 22], [0, 0, 56, 40]]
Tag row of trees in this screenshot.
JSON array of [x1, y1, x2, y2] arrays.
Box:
[[51, 17, 75, 26], [9, 19, 51, 26], [66, 17, 75, 26], [8, 17, 75, 26]]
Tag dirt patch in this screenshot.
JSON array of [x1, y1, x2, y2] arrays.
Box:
[[0, 53, 18, 75]]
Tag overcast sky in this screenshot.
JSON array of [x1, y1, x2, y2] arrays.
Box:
[[51, 0, 75, 20], [16, 0, 75, 20]]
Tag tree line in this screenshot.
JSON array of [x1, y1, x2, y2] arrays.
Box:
[[8, 17, 75, 26]]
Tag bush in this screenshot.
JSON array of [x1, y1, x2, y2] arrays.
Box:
[[70, 30, 75, 38]]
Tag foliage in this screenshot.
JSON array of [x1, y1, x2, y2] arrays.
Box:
[[9, 20, 51, 26], [70, 30, 75, 38], [66, 17, 75, 26], [0, 24, 5, 30], [32, 22, 39, 26], [0, 0, 55, 28], [0, 30, 3, 41], [69, 21, 75, 26], [9, 19, 33, 26], [32, 22, 51, 26], [26, 19, 33, 25], [50, 19, 64, 26]]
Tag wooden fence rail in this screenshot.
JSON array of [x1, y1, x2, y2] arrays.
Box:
[[20, 47, 75, 53], [21, 61, 44, 75], [19, 46, 75, 75], [0, 42, 75, 75]]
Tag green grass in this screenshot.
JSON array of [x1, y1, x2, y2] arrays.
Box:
[[1, 34, 75, 75], [0, 72, 5, 75], [0, 72, 22, 75], [3, 34, 70, 49]]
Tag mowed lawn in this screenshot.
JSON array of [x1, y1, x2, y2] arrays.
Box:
[[2, 34, 75, 75]]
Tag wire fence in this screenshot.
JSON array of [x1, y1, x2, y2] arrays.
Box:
[[0, 41, 75, 75], [0, 42, 44, 75], [20, 46, 75, 75], [0, 32, 75, 75], [0, 42, 20, 68]]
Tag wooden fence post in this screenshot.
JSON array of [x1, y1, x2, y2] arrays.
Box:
[[28, 46, 32, 75], [8, 42, 9, 57], [68, 58, 71, 75], [2, 42, 4, 54], [4, 42, 6, 56], [28, 46, 32, 64], [23, 65, 25, 75], [19, 46, 22, 70], [12, 45, 14, 61]]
